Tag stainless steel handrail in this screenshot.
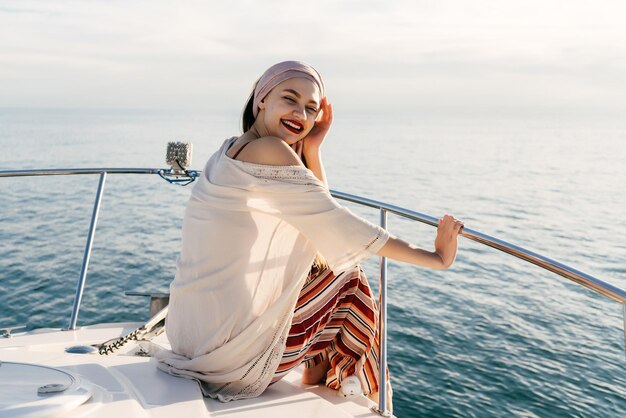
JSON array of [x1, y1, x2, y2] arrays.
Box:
[[2, 168, 625, 418], [374, 209, 390, 417], [0, 168, 163, 177], [331, 190, 626, 304], [331, 189, 626, 416], [1, 168, 167, 330]]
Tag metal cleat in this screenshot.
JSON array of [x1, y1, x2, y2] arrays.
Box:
[[1, 325, 26, 338]]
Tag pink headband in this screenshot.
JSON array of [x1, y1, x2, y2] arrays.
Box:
[[252, 61, 325, 118]]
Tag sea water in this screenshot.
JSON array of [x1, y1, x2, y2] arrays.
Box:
[[1, 108, 625, 417]]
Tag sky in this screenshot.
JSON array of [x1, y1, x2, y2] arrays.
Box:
[[1, 0, 626, 118]]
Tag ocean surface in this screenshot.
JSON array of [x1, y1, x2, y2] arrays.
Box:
[[1, 108, 625, 417]]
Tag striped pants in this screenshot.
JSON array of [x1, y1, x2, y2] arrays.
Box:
[[272, 265, 391, 401]]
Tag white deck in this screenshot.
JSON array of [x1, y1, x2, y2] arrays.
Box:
[[0, 323, 391, 417]]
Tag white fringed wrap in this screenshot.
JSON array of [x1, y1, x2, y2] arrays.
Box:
[[156, 137, 389, 402]]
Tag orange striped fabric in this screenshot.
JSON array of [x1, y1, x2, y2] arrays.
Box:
[[271, 265, 390, 399]]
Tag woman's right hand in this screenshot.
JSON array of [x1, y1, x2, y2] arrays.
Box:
[[434, 215, 464, 268]]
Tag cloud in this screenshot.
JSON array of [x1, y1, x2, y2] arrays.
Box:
[[1, 0, 625, 116]]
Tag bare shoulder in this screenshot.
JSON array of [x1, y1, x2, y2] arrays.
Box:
[[236, 136, 303, 166]]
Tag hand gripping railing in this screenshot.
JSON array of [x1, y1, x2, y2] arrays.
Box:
[[2, 169, 626, 418]]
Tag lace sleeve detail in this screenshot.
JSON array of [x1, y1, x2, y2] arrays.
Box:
[[236, 162, 320, 185], [365, 228, 386, 251]]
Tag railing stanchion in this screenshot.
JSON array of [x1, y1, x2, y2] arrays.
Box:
[[623, 305, 626, 360], [67, 171, 107, 330], [373, 208, 391, 416]]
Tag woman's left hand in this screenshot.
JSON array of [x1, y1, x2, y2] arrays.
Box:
[[434, 215, 464, 268], [302, 97, 333, 154]]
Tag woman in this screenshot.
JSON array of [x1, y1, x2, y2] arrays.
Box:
[[156, 61, 463, 407]]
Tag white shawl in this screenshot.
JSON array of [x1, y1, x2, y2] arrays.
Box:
[[156, 137, 390, 402]]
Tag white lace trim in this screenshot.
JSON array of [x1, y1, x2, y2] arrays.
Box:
[[238, 165, 318, 184], [198, 310, 291, 402], [365, 229, 385, 251], [223, 137, 320, 185]]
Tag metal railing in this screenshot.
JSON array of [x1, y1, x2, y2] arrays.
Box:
[[2, 168, 626, 417], [331, 190, 626, 416], [1, 168, 173, 331]]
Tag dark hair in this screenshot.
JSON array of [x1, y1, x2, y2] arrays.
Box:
[[241, 90, 255, 133], [241, 79, 261, 133]]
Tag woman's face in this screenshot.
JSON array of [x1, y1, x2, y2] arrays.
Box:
[[256, 77, 321, 144]]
